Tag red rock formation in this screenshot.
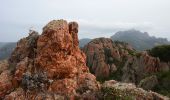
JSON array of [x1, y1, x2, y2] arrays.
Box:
[[9, 31, 38, 67], [0, 20, 99, 99], [0, 60, 8, 73], [83, 38, 133, 79], [140, 51, 160, 73], [83, 37, 167, 84], [122, 51, 166, 84], [0, 70, 13, 97], [35, 20, 88, 79]]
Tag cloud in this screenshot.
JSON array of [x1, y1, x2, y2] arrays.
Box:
[[77, 19, 153, 33], [74, 19, 154, 39], [1, 0, 170, 41]]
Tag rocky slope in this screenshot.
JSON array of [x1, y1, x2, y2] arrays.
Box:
[[0, 19, 169, 100], [83, 37, 170, 97]]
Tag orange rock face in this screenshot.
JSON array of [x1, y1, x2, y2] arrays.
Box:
[[35, 20, 88, 79], [0, 70, 13, 98]]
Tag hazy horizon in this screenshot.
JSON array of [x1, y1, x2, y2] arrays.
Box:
[[1, 0, 170, 42]]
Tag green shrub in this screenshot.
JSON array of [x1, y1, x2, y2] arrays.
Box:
[[153, 71, 170, 97], [149, 45, 170, 62]]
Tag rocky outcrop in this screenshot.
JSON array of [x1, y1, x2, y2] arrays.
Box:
[[0, 60, 8, 74], [122, 51, 166, 84], [0, 20, 100, 99], [9, 31, 38, 67], [83, 38, 169, 82], [83, 37, 170, 97], [83, 38, 134, 79], [0, 70, 13, 97]]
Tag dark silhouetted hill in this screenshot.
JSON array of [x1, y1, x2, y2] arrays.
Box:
[[111, 29, 170, 51], [79, 38, 91, 48]]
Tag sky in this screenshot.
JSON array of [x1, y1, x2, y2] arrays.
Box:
[[0, 0, 170, 42]]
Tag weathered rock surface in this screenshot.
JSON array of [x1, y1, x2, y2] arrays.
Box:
[[9, 31, 38, 67], [122, 51, 166, 84], [0, 20, 100, 99], [35, 20, 87, 79], [0, 60, 8, 74], [83, 38, 168, 83], [0, 70, 13, 97], [83, 38, 134, 79]]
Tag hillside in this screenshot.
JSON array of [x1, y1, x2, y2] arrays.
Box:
[[111, 29, 170, 51]]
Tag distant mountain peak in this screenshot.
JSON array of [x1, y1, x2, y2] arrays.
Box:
[[111, 30, 169, 51]]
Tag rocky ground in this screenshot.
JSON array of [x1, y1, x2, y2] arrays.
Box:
[[0, 19, 169, 100]]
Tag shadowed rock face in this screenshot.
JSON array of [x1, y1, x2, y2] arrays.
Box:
[[0, 19, 169, 100]]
